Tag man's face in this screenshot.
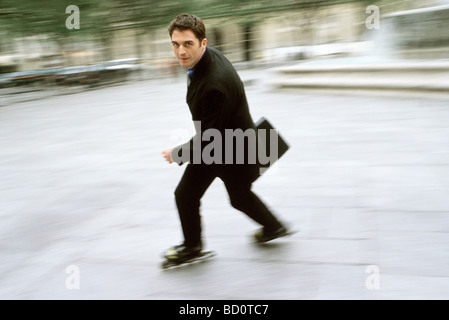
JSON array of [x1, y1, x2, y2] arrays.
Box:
[[171, 29, 207, 69]]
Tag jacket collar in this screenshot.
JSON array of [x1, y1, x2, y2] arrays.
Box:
[[188, 46, 210, 81]]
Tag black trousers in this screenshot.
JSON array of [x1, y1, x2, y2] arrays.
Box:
[[174, 164, 283, 247]]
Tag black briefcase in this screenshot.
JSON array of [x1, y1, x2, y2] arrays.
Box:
[[254, 117, 290, 178]]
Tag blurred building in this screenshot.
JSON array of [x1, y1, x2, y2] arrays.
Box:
[[1, 0, 448, 75]]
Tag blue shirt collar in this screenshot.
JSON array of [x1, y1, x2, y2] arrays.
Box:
[[187, 47, 207, 76]]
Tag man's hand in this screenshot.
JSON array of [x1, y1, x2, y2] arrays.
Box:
[[162, 148, 173, 164]]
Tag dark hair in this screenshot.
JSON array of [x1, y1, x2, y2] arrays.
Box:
[[168, 13, 206, 43]]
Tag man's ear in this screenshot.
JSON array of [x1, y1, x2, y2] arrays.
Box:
[[201, 38, 207, 48]]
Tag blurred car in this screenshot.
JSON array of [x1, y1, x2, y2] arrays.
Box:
[[0, 58, 141, 88]]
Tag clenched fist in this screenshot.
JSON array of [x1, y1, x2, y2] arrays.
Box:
[[162, 148, 173, 164]]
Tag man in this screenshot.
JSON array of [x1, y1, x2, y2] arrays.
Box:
[[162, 14, 291, 262]]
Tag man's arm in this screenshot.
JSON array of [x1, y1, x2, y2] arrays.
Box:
[[162, 88, 227, 165], [199, 89, 228, 132]]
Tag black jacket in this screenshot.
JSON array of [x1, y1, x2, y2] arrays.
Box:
[[172, 46, 258, 168]]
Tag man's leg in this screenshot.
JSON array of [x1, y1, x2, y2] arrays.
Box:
[[174, 164, 216, 248], [220, 166, 284, 232]]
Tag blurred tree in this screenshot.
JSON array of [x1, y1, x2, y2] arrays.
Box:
[[0, 0, 198, 61], [0, 1, 104, 40], [0, 0, 112, 63], [0, 0, 385, 42], [0, 0, 384, 63]]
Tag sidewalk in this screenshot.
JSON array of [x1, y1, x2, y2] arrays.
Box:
[[0, 73, 448, 299]]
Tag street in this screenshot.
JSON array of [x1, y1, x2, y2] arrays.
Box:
[[1, 70, 449, 299]]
